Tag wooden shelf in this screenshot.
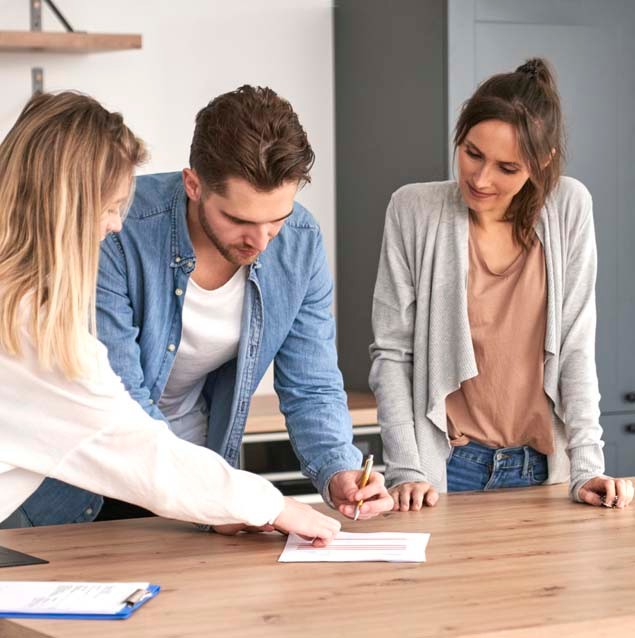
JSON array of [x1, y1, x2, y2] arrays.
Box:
[[245, 391, 377, 434], [0, 30, 141, 53]]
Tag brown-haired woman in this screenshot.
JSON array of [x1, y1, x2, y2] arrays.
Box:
[[369, 58, 634, 510], [0, 91, 341, 544]]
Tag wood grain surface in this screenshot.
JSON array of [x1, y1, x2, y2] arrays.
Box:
[[0, 482, 633, 637], [245, 392, 377, 433], [0, 31, 141, 53]]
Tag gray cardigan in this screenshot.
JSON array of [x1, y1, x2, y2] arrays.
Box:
[[369, 177, 605, 502]]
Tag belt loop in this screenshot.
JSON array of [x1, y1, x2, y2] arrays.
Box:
[[522, 447, 530, 478]]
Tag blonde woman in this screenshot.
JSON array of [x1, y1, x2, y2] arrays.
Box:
[[0, 91, 341, 544]]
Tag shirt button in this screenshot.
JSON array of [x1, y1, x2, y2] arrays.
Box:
[[186, 261, 193, 268], [175, 288, 183, 296], [167, 344, 176, 352], [175, 256, 182, 263], [148, 399, 154, 405], [85, 508, 93, 516]]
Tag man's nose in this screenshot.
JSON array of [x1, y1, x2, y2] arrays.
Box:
[[246, 225, 273, 251]]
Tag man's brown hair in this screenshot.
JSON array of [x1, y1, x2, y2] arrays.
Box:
[[189, 85, 315, 194]]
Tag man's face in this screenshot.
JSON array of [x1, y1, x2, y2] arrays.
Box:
[[186, 174, 298, 266]]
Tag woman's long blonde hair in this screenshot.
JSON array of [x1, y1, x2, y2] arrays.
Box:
[[0, 91, 146, 378]]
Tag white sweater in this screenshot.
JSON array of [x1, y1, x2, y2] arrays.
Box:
[[0, 319, 284, 526]]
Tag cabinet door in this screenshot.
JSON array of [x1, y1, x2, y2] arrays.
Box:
[[448, 0, 635, 413], [601, 414, 635, 477]]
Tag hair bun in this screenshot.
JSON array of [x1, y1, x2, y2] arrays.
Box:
[[516, 59, 539, 78], [515, 58, 557, 91]]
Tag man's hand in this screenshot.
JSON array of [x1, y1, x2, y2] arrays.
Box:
[[329, 470, 393, 519], [389, 481, 439, 511], [579, 475, 634, 508]]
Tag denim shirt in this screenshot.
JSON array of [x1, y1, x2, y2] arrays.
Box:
[[19, 172, 361, 526]]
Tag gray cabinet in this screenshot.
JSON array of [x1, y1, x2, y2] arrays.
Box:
[[448, 0, 635, 476], [601, 415, 635, 477], [334, 0, 448, 391]]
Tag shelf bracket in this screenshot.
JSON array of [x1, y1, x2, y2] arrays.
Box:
[[31, 67, 43, 94], [42, 0, 75, 33], [29, 0, 76, 94], [30, 0, 42, 93], [30, 0, 42, 31], [31, 0, 75, 33]]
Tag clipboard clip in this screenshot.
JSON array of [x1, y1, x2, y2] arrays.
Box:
[[122, 588, 152, 607]]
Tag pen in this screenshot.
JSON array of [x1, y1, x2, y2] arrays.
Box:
[[353, 454, 374, 521]]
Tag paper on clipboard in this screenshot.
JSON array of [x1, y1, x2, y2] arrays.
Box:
[[0, 581, 158, 618]]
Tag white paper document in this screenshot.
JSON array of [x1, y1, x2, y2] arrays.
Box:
[[0, 581, 151, 615], [278, 531, 430, 563]]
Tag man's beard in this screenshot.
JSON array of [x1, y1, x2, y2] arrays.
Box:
[[197, 201, 260, 266]]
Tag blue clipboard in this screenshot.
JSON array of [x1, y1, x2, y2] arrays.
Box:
[[0, 584, 160, 620]]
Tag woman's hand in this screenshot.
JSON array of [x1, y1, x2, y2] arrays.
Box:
[[214, 497, 341, 547], [213, 522, 275, 535], [273, 497, 341, 546], [579, 475, 635, 508], [389, 481, 439, 511]]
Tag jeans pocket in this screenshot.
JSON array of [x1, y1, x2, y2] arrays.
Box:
[[529, 465, 548, 486]]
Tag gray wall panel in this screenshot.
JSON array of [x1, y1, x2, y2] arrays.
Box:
[[335, 0, 448, 390], [448, 0, 635, 474]]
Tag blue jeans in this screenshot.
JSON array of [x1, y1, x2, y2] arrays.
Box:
[[447, 440, 548, 492], [0, 507, 32, 529]]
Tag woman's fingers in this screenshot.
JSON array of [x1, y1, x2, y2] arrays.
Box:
[[274, 497, 341, 545], [410, 484, 425, 511], [389, 486, 401, 510], [398, 484, 413, 511], [212, 523, 247, 535], [603, 479, 617, 507], [580, 475, 634, 508], [388, 482, 437, 511], [579, 485, 603, 507], [424, 486, 439, 507], [393, 489, 401, 510], [615, 478, 634, 508]]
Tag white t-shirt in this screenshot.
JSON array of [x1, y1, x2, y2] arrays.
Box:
[[159, 267, 247, 444], [0, 305, 283, 526]]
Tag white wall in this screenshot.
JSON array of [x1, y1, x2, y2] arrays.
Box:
[[0, 0, 336, 394]]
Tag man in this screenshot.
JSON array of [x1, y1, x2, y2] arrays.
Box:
[[16, 85, 391, 527]]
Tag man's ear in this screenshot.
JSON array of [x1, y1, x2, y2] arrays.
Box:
[[182, 168, 202, 201]]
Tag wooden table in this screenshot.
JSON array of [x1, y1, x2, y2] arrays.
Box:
[[1, 482, 634, 638], [245, 391, 377, 433]]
